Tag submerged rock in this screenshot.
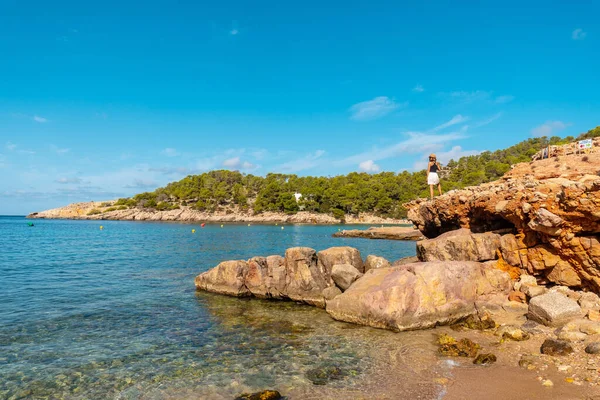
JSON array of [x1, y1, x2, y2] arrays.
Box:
[[497, 325, 530, 341], [451, 314, 496, 331], [234, 390, 282, 400], [540, 339, 574, 356], [305, 365, 346, 385], [439, 338, 481, 357], [473, 353, 497, 365]]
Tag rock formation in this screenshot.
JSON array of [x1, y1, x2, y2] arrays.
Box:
[[332, 226, 423, 240], [195, 246, 364, 308], [196, 246, 512, 331], [405, 152, 600, 293]]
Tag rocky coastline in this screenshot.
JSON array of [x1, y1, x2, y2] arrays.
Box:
[[27, 202, 409, 225], [195, 152, 600, 396]]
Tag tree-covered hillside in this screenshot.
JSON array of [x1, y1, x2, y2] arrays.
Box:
[[122, 126, 599, 219]]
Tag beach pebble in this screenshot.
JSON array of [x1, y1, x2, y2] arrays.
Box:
[[540, 339, 574, 356], [542, 379, 554, 387], [585, 342, 600, 354]]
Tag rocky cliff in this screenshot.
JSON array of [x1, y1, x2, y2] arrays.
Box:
[[405, 152, 600, 293]]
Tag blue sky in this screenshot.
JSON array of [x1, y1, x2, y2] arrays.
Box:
[[1, 0, 598, 214]]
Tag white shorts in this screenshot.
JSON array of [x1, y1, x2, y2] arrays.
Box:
[[428, 172, 440, 185]]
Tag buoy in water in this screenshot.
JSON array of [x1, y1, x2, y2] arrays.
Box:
[[100, 226, 103, 230], [201, 223, 206, 228], [248, 224, 251, 226], [192, 229, 196, 233], [220, 224, 224, 228], [275, 223, 278, 226], [281, 226, 284, 230]]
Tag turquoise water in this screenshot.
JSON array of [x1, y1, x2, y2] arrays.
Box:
[[1, 217, 442, 399]]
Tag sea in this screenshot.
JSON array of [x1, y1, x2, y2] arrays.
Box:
[[1, 216, 449, 400]]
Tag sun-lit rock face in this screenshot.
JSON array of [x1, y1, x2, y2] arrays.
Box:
[[406, 152, 600, 292]]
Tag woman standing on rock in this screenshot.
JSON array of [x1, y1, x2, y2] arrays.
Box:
[[427, 154, 443, 200]]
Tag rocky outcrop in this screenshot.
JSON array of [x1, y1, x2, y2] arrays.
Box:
[[332, 226, 423, 240], [405, 152, 600, 292], [195, 246, 364, 308], [416, 229, 501, 262], [325, 261, 511, 331], [196, 247, 515, 332]]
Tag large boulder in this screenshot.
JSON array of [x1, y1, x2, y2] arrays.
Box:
[[331, 264, 363, 291], [284, 247, 330, 307], [195, 260, 250, 297], [416, 228, 501, 262], [326, 261, 511, 331], [527, 292, 582, 327], [317, 246, 364, 274]]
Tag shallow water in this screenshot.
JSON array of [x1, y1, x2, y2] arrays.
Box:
[[1, 217, 442, 399]]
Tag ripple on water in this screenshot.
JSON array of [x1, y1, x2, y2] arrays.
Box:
[[1, 218, 438, 399]]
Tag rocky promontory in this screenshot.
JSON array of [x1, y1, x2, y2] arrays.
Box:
[[332, 226, 424, 240], [27, 202, 407, 225], [406, 152, 600, 293]]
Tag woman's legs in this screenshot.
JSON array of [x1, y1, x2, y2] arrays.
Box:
[[430, 184, 434, 200], [438, 184, 443, 196]]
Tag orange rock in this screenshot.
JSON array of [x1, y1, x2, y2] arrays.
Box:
[[588, 310, 600, 322], [508, 291, 527, 303]]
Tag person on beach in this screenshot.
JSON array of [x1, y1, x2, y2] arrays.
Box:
[[427, 153, 443, 200]]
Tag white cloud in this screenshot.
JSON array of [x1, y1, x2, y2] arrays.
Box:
[[531, 121, 568, 137], [473, 112, 503, 128], [432, 115, 469, 132], [446, 90, 491, 103], [223, 157, 241, 168], [242, 161, 256, 169], [6, 141, 17, 151], [358, 160, 381, 173], [33, 115, 47, 123], [123, 179, 158, 189], [412, 84, 425, 93], [50, 145, 70, 155], [276, 150, 326, 173], [495, 95, 515, 104], [349, 96, 406, 121], [55, 177, 83, 184], [230, 29, 239, 35], [572, 28, 587, 40], [337, 130, 466, 167], [161, 148, 179, 157], [413, 145, 481, 170]]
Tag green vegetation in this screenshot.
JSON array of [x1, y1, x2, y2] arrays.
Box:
[[123, 126, 598, 218], [87, 209, 101, 216], [104, 207, 117, 212]]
